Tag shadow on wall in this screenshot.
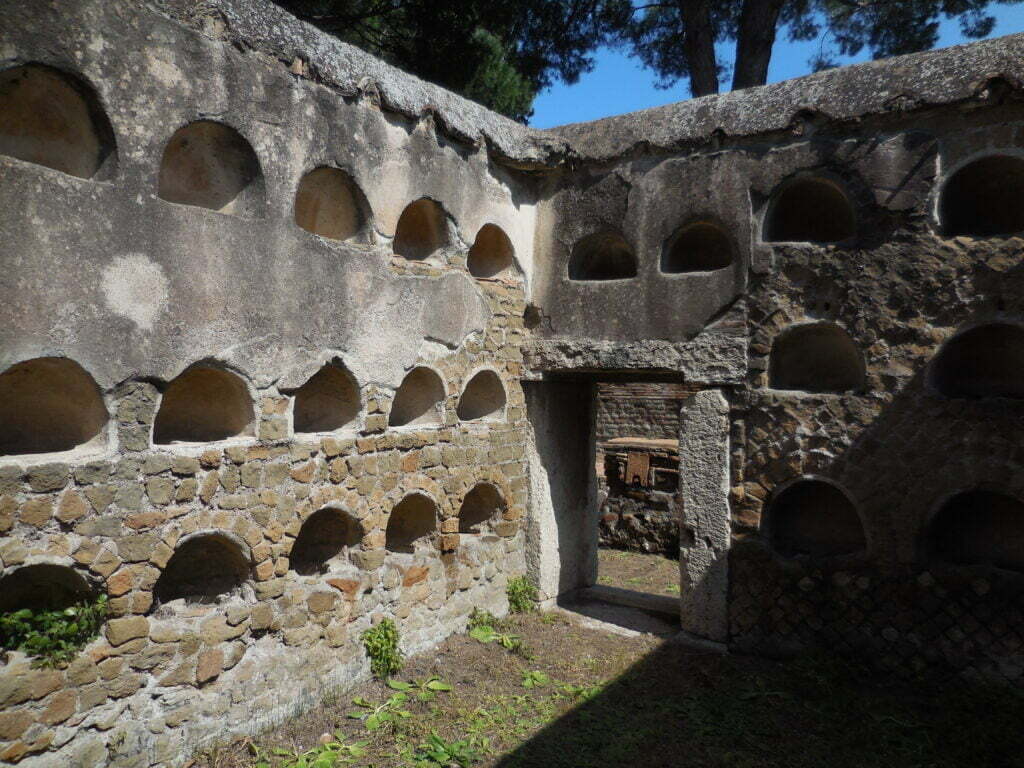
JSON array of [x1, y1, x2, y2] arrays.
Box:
[[158, 120, 265, 217], [0, 63, 118, 180], [0, 564, 96, 614], [153, 365, 255, 445], [0, 357, 108, 457], [736, 307, 1024, 679]]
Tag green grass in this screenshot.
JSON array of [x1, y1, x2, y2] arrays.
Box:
[[208, 613, 1024, 768]]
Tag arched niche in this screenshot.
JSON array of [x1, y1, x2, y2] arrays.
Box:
[[290, 508, 363, 575], [293, 364, 360, 434], [0, 64, 117, 179], [468, 224, 515, 279], [385, 493, 438, 554], [294, 166, 369, 241], [0, 564, 95, 614], [458, 483, 505, 534], [662, 221, 734, 273], [931, 323, 1024, 399], [928, 489, 1024, 572], [568, 232, 637, 281], [158, 120, 265, 217], [764, 176, 856, 244], [153, 532, 251, 605], [389, 367, 445, 427], [940, 155, 1024, 237], [456, 370, 506, 422], [0, 357, 107, 457], [768, 479, 866, 558], [769, 322, 865, 393], [394, 198, 448, 260], [153, 366, 254, 445]]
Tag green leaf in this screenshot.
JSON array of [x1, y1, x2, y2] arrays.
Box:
[[387, 679, 412, 691], [469, 626, 495, 643], [426, 679, 452, 691]]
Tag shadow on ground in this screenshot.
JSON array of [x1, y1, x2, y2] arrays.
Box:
[[496, 635, 1024, 768]]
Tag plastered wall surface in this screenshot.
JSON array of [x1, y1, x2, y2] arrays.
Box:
[[5, 1, 1024, 764]]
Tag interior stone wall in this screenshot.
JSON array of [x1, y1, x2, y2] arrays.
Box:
[[0, 2, 533, 765], [5, 2, 1024, 765]]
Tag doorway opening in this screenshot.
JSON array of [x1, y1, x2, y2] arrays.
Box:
[[525, 377, 689, 634]]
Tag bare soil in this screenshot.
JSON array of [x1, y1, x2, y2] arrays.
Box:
[[197, 607, 1024, 768], [597, 548, 679, 597]]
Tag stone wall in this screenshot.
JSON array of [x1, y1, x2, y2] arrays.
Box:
[[6, 3, 1024, 765], [595, 383, 700, 443], [0, 1, 532, 765], [523, 34, 1024, 681]]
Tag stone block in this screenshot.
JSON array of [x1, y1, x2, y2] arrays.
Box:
[[352, 549, 385, 570], [56, 490, 89, 523], [172, 456, 201, 475], [27, 463, 69, 493], [20, 496, 53, 527], [142, 454, 173, 475], [105, 616, 149, 646], [196, 648, 224, 684]]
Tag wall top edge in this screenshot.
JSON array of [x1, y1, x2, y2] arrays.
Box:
[[11, 0, 1024, 169]]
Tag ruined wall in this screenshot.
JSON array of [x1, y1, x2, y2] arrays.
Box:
[[5, 3, 1024, 765], [525, 33, 1024, 680], [0, 1, 533, 765], [595, 383, 700, 442]]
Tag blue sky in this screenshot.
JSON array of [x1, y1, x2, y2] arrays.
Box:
[[530, 6, 1024, 128]]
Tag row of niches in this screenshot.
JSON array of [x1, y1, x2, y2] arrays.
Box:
[[0, 483, 509, 618], [764, 320, 1024, 398], [0, 64, 517, 279], [566, 161, 1024, 282], [0, 357, 508, 459], [765, 478, 1024, 574]]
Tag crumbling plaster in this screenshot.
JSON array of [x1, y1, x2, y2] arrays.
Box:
[[5, 1, 1024, 764]]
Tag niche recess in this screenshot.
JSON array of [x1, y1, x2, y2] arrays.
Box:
[[769, 323, 865, 393], [764, 176, 856, 243], [940, 155, 1024, 237], [768, 479, 866, 558], [385, 493, 438, 554], [458, 483, 505, 534], [662, 221, 734, 273], [931, 323, 1024, 399], [153, 366, 254, 445], [158, 120, 265, 216], [928, 489, 1024, 572], [0, 357, 107, 457], [294, 167, 368, 241], [0, 564, 95, 614], [456, 370, 506, 422], [568, 232, 637, 281], [290, 508, 363, 575], [468, 224, 515, 278], [389, 368, 445, 427], [293, 364, 360, 434], [0, 64, 117, 179], [394, 198, 448, 260], [153, 533, 251, 605]]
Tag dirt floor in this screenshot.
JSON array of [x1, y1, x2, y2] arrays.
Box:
[[597, 548, 680, 597], [197, 607, 1024, 768]]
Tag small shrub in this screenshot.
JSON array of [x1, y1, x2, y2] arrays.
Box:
[[468, 608, 502, 631], [388, 675, 453, 702], [521, 670, 551, 689], [361, 618, 402, 679], [348, 693, 412, 732], [413, 732, 483, 767], [507, 576, 537, 613], [0, 594, 108, 667]]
